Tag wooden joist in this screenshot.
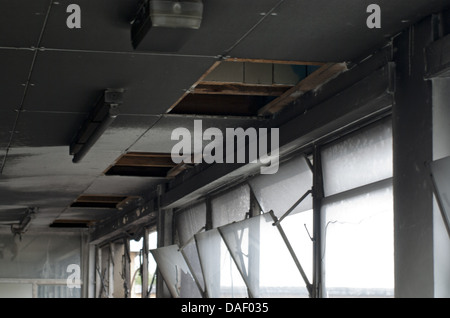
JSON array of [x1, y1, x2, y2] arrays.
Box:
[[193, 81, 292, 96], [257, 62, 348, 116]]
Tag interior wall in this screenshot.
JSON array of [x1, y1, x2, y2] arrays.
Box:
[[432, 78, 450, 297]]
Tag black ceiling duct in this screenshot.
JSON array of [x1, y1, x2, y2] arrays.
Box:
[[131, 0, 203, 52]]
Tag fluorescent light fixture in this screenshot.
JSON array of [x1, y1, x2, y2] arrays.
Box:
[[70, 89, 123, 163], [10, 207, 38, 237], [131, 0, 203, 50]]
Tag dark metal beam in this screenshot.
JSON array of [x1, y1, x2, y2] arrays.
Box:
[[89, 198, 157, 245], [393, 17, 435, 298], [425, 34, 450, 79]]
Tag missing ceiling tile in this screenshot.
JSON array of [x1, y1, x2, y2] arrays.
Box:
[[104, 152, 189, 178], [70, 194, 130, 209], [50, 220, 92, 228], [167, 59, 324, 117]]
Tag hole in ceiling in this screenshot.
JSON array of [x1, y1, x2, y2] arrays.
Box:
[[167, 59, 324, 117], [49, 220, 92, 228], [70, 194, 131, 209], [104, 152, 190, 178]]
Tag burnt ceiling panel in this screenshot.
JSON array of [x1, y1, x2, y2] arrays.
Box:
[[230, 0, 450, 62], [23, 50, 216, 115]]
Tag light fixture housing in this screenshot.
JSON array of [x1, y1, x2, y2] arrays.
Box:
[[10, 207, 38, 237], [70, 89, 124, 163], [150, 0, 203, 29], [131, 0, 203, 50]]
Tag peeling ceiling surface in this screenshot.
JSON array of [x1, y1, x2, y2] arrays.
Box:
[[1, 0, 449, 232]]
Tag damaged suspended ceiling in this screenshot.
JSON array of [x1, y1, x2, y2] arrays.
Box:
[[0, 0, 449, 236]]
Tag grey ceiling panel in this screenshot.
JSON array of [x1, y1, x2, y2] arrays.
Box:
[[0, 0, 48, 47], [0, 150, 5, 173], [84, 175, 164, 196], [94, 114, 160, 151], [2, 147, 121, 177], [0, 49, 33, 111], [56, 208, 119, 222], [130, 115, 268, 153], [23, 50, 216, 114], [0, 175, 96, 207], [0, 111, 16, 149], [40, 0, 141, 52], [39, 0, 280, 56], [28, 207, 76, 227], [11, 111, 87, 147], [230, 0, 450, 62]]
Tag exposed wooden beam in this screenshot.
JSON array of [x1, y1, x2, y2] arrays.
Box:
[[193, 81, 292, 96], [166, 163, 193, 179], [226, 57, 325, 66], [257, 63, 348, 116], [165, 60, 222, 113], [115, 154, 176, 168]]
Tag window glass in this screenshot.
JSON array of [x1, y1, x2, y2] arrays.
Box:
[[175, 203, 206, 245], [195, 229, 248, 298], [321, 185, 394, 297], [218, 212, 310, 297], [212, 184, 250, 228], [150, 245, 197, 298], [322, 118, 392, 197], [249, 156, 312, 218], [174, 203, 206, 297], [280, 210, 314, 285]]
